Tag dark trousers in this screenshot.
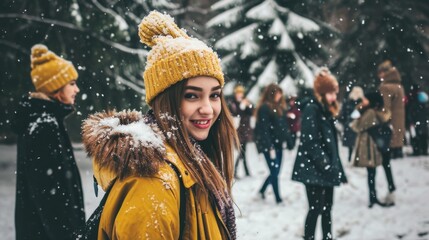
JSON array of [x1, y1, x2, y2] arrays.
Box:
[[411, 133, 428, 156], [304, 185, 334, 240], [234, 143, 250, 177], [347, 146, 353, 162], [367, 167, 377, 202], [259, 149, 283, 203], [382, 151, 396, 192]]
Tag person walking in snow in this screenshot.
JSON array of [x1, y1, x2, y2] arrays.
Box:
[[406, 84, 429, 156], [254, 83, 293, 204], [291, 68, 347, 240], [378, 60, 406, 159], [350, 91, 395, 208], [12, 44, 85, 240], [81, 11, 239, 240], [286, 96, 301, 150], [227, 84, 254, 178], [338, 86, 364, 162]]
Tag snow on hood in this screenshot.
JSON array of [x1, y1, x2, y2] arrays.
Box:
[[81, 110, 167, 181]]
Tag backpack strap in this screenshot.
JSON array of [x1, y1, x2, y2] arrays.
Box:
[[167, 162, 187, 239], [74, 177, 116, 239]]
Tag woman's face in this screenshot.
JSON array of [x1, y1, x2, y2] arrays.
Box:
[[325, 91, 337, 104], [53, 80, 80, 105], [181, 76, 222, 141], [274, 91, 282, 103]]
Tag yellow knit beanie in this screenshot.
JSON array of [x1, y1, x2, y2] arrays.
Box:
[[138, 11, 224, 104], [30, 44, 78, 94]]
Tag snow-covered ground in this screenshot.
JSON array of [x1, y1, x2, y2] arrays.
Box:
[[1, 142, 428, 239]]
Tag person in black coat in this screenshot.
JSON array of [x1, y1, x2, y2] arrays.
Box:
[[254, 83, 293, 204], [12, 44, 85, 240], [292, 68, 347, 240], [227, 84, 254, 178], [338, 86, 364, 161], [406, 84, 429, 156]]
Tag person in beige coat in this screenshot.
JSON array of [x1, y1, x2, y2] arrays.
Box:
[[351, 91, 395, 208], [378, 60, 405, 159]]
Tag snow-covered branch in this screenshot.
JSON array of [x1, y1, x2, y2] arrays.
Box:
[[115, 75, 145, 95], [0, 40, 28, 55], [0, 13, 147, 56], [91, 0, 129, 31]]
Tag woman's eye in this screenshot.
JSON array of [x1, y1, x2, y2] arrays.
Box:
[[184, 93, 197, 99], [211, 92, 221, 99]]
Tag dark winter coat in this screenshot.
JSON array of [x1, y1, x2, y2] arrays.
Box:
[[291, 98, 347, 187], [12, 93, 85, 240], [254, 103, 293, 153], [406, 90, 429, 136], [286, 104, 301, 134], [227, 97, 254, 143], [339, 99, 361, 148], [379, 68, 405, 148]]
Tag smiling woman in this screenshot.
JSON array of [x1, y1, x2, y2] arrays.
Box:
[[81, 10, 239, 240], [181, 77, 222, 141]]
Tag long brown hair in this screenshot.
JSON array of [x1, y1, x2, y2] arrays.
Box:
[[255, 83, 287, 116], [151, 79, 239, 203]]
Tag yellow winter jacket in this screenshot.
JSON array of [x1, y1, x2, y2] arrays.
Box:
[[82, 111, 231, 240]]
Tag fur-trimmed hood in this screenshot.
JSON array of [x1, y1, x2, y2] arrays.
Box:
[[81, 110, 167, 189]]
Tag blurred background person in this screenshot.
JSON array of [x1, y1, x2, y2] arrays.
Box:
[[292, 68, 347, 240], [378, 60, 405, 159], [406, 84, 428, 156], [227, 84, 254, 178], [339, 86, 364, 162], [254, 83, 293, 204], [350, 91, 394, 208], [286, 96, 301, 150], [12, 44, 85, 240]]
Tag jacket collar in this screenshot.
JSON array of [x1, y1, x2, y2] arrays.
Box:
[[12, 93, 74, 134], [164, 144, 196, 188]]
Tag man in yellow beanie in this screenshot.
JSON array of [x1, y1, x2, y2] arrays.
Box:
[[12, 44, 85, 240]]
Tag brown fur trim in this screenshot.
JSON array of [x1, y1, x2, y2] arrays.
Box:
[[81, 110, 166, 179]]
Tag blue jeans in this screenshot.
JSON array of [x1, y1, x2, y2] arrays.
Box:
[[259, 149, 283, 203]]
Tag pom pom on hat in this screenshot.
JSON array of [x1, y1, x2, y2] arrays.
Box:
[[138, 10, 224, 105], [30, 44, 78, 94], [313, 67, 338, 96], [138, 11, 189, 47]]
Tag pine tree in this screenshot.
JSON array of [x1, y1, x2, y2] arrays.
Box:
[[0, 0, 180, 141], [207, 0, 329, 102], [330, 0, 429, 91]]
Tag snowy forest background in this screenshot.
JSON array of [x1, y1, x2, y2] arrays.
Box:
[[0, 0, 428, 142]]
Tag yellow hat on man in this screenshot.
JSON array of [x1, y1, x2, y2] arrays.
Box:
[[30, 44, 78, 94]]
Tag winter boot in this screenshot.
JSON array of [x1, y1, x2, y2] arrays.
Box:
[[384, 191, 395, 206]]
